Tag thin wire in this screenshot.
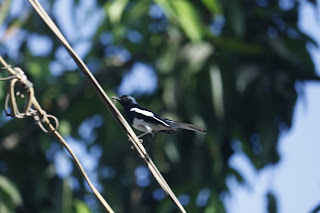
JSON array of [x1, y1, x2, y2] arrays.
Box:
[[0, 57, 115, 213], [26, 1, 187, 212]]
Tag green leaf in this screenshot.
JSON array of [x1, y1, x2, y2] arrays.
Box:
[[156, 0, 204, 41], [27, 62, 42, 78], [0, 175, 22, 207], [104, 0, 129, 24], [172, 0, 204, 41], [201, 0, 222, 15], [229, 2, 245, 37], [73, 200, 90, 213], [0, 201, 11, 213], [59, 120, 72, 136]]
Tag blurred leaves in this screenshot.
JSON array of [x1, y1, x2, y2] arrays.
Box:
[[201, 0, 222, 15], [0, 0, 319, 212], [105, 0, 129, 24], [156, 0, 204, 41], [0, 0, 11, 26], [310, 203, 320, 213], [0, 175, 22, 213], [266, 191, 277, 213], [73, 200, 91, 213]]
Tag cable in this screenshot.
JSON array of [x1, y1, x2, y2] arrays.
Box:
[[13, 0, 187, 211], [0, 57, 115, 213]]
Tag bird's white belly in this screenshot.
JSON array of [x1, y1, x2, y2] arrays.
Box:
[[132, 118, 169, 133]]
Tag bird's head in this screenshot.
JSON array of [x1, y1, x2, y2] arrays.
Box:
[[112, 95, 138, 106]]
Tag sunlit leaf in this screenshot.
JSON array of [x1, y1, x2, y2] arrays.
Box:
[[0, 201, 11, 213], [180, 42, 213, 73], [59, 120, 71, 136], [201, 0, 222, 15], [74, 200, 91, 213], [104, 0, 129, 24], [172, 0, 204, 41], [156, 0, 204, 41]]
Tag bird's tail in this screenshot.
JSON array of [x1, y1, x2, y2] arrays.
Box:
[[165, 120, 206, 134]]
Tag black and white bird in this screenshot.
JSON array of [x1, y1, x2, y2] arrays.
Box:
[[112, 95, 206, 139]]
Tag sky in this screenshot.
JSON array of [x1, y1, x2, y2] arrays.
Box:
[[225, 1, 320, 212], [226, 83, 320, 213]]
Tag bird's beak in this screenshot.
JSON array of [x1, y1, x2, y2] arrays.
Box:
[[112, 96, 120, 102]]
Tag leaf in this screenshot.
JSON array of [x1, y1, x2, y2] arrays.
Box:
[[180, 42, 213, 73], [59, 120, 72, 136], [156, 0, 204, 41], [0, 175, 22, 207], [0, 201, 11, 213], [172, 0, 204, 41], [73, 200, 90, 213], [266, 191, 277, 213], [201, 0, 222, 15], [229, 1, 245, 37], [104, 0, 129, 24]]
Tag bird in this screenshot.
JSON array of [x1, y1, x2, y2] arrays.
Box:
[[112, 95, 206, 140]]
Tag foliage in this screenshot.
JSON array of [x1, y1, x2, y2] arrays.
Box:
[[0, 0, 319, 212], [0, 175, 22, 213]]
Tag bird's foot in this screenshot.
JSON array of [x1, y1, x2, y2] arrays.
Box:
[[129, 138, 144, 150], [128, 138, 143, 144]]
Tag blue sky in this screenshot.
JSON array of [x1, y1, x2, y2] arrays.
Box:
[[226, 83, 320, 213], [225, 1, 320, 212]]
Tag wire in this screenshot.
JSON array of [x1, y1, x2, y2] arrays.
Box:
[[26, 0, 187, 212], [0, 57, 115, 213]]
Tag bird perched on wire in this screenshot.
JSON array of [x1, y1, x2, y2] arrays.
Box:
[[112, 95, 206, 140]]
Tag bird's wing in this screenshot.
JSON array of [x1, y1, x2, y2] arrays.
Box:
[[129, 107, 170, 127]]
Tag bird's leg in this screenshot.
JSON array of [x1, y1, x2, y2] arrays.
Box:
[[130, 127, 155, 151], [145, 132, 157, 152], [136, 126, 154, 144], [136, 132, 150, 140], [132, 128, 153, 144], [128, 132, 149, 144]]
